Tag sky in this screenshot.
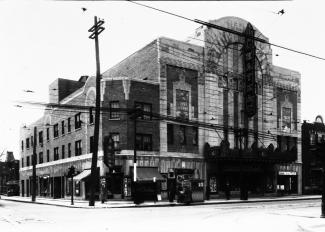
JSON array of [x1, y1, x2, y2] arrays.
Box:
[[0, 0, 324, 159]]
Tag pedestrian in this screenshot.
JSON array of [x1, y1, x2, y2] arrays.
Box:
[[168, 181, 175, 203]]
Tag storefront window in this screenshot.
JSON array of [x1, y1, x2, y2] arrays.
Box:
[[75, 181, 81, 196]]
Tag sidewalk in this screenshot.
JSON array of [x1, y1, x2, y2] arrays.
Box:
[[0, 194, 321, 209]]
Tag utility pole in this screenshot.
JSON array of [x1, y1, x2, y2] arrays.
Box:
[[32, 126, 37, 202], [130, 106, 143, 204], [88, 16, 105, 206]]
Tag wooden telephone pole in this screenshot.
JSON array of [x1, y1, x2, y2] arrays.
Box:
[[88, 16, 105, 206]]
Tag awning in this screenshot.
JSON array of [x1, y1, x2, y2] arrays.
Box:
[[73, 169, 91, 181], [136, 167, 165, 182]]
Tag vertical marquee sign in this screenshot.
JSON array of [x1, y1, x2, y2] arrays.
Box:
[[243, 23, 257, 118]]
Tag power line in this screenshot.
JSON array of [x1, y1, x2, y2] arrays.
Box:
[[127, 0, 325, 61]]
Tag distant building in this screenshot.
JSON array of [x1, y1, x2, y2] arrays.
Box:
[[301, 116, 325, 194], [19, 16, 301, 201], [0, 151, 19, 194]]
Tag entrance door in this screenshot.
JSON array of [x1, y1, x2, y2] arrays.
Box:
[[26, 179, 30, 197], [53, 177, 62, 198], [21, 180, 25, 197]]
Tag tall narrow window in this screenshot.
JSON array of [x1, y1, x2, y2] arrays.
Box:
[[62, 145, 65, 159], [47, 149, 50, 162], [75, 113, 82, 129], [46, 128, 50, 141], [67, 118, 71, 132], [54, 147, 59, 160], [75, 140, 82, 156], [26, 138, 30, 149], [68, 143, 71, 158], [53, 124, 59, 138], [61, 121, 65, 135], [192, 127, 198, 146], [179, 126, 186, 145], [38, 131, 43, 145], [21, 158, 24, 168], [21, 140, 24, 151], [27, 156, 30, 166], [109, 101, 120, 119], [167, 124, 174, 145], [39, 152, 43, 164]]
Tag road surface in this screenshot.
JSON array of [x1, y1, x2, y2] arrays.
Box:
[[1, 199, 325, 232]]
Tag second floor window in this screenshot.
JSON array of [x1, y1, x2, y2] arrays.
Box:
[[21, 158, 24, 168], [61, 121, 65, 135], [68, 143, 71, 157], [46, 128, 50, 141], [179, 125, 186, 145], [26, 138, 30, 149], [110, 133, 120, 150], [62, 145, 65, 159], [109, 101, 120, 119], [75, 113, 82, 129], [68, 118, 71, 132], [39, 131, 43, 145], [21, 140, 24, 151], [192, 127, 198, 146], [167, 124, 174, 145], [39, 152, 43, 164], [136, 134, 152, 151], [54, 147, 59, 160], [135, 102, 152, 120], [47, 149, 50, 162], [75, 140, 82, 156], [53, 124, 59, 138], [27, 156, 30, 166]]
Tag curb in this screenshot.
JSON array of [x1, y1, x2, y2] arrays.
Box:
[[1, 196, 321, 209]]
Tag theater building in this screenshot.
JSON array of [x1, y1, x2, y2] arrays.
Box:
[[19, 16, 301, 200]]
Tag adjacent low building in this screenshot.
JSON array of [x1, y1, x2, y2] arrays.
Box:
[[19, 16, 301, 201], [302, 115, 325, 194]]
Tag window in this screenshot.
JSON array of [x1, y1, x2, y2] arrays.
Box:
[[192, 127, 198, 146], [167, 124, 174, 145], [109, 101, 120, 119], [62, 145, 65, 159], [310, 133, 316, 145], [75, 113, 82, 129], [26, 138, 30, 149], [179, 125, 186, 145], [54, 147, 59, 161], [68, 143, 71, 157], [110, 133, 120, 150], [39, 152, 43, 164], [47, 149, 50, 162], [39, 131, 43, 145], [176, 89, 189, 119], [27, 156, 30, 166], [90, 136, 94, 153], [46, 128, 50, 141], [67, 118, 71, 132], [75, 140, 82, 156], [21, 140, 24, 151], [53, 124, 59, 138], [136, 134, 152, 151], [134, 102, 152, 120], [31, 136, 34, 148], [89, 107, 94, 124], [61, 121, 65, 135], [21, 158, 24, 168]]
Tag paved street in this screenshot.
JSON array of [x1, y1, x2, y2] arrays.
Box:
[[1, 199, 325, 232]]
